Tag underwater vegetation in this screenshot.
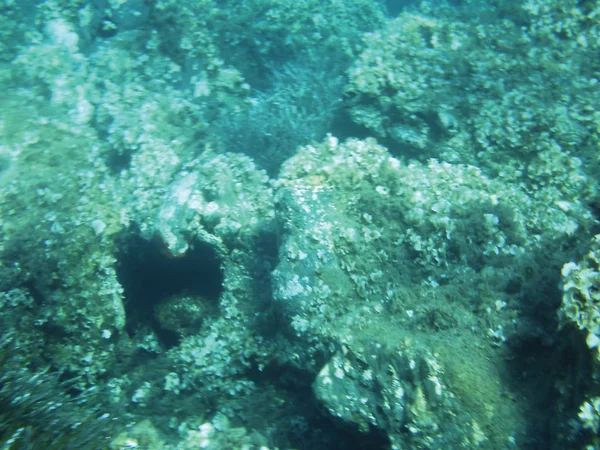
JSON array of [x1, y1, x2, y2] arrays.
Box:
[[212, 61, 345, 176], [0, 331, 117, 449], [1, 0, 600, 449]]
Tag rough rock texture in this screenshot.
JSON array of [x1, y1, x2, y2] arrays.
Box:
[[559, 235, 600, 448], [271, 136, 547, 448], [2, 1, 600, 448]]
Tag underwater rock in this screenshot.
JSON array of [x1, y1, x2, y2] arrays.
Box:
[[313, 339, 466, 449], [559, 235, 600, 446], [149, 151, 274, 256], [153, 292, 214, 336], [272, 136, 528, 448]]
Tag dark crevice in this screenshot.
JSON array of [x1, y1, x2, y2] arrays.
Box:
[[105, 148, 132, 174], [115, 231, 224, 348], [504, 328, 588, 449]]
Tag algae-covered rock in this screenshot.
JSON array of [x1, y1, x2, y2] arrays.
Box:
[[560, 238, 600, 348], [148, 150, 274, 257], [2, 1, 600, 448], [122, 149, 278, 412], [0, 89, 127, 391], [275, 136, 590, 298], [559, 235, 600, 448], [313, 338, 503, 449], [153, 293, 214, 336], [152, 0, 386, 82], [345, 1, 600, 204], [271, 136, 548, 447]]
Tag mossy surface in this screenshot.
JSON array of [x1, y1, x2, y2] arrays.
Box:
[[0, 1, 599, 449]]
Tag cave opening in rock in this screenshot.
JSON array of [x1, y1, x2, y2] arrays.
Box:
[[115, 232, 224, 348]]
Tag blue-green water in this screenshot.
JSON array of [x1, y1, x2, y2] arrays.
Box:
[[1, 0, 599, 449]]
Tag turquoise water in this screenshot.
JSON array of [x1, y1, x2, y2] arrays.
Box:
[[1, 0, 599, 448]]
